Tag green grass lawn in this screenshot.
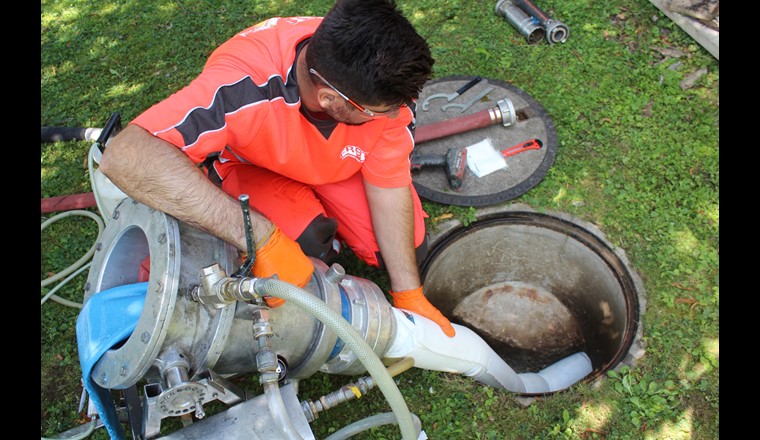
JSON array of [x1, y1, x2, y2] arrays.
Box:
[[42, 1, 718, 438]]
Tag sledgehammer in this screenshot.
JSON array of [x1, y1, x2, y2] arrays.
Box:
[[414, 98, 516, 144]]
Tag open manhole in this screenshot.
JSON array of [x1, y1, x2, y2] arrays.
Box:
[[420, 204, 646, 395]]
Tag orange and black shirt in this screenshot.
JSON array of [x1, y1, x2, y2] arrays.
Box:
[[131, 16, 416, 188]]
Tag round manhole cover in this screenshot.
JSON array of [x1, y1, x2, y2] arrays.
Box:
[[413, 75, 557, 206]]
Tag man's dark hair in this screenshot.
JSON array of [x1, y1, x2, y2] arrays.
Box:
[[305, 0, 434, 106]]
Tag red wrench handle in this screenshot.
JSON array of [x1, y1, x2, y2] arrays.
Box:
[[501, 139, 543, 158]]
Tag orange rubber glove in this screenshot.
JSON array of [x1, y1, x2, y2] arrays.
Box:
[[390, 286, 456, 337], [252, 226, 314, 308]]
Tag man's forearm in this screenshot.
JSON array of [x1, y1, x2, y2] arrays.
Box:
[[99, 124, 271, 251], [364, 181, 420, 291]]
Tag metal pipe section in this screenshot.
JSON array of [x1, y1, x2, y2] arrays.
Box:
[[511, 0, 570, 44], [83, 199, 401, 437], [495, 0, 546, 44], [300, 358, 414, 423], [83, 198, 600, 438], [84, 200, 396, 387], [156, 382, 314, 440]]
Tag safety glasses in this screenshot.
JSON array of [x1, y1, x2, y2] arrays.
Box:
[[309, 68, 406, 119]]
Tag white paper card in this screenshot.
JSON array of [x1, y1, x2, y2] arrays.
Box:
[[466, 138, 507, 178]]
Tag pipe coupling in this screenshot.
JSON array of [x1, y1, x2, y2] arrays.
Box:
[[193, 263, 261, 307], [494, 98, 517, 127], [256, 347, 280, 375], [495, 0, 546, 44], [544, 19, 570, 44], [301, 375, 377, 419]]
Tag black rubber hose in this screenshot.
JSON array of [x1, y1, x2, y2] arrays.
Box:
[[512, 0, 551, 23], [41, 126, 99, 143], [42, 113, 120, 144], [511, 0, 569, 43]]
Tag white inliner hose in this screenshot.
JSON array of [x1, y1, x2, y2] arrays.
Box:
[[88, 142, 128, 223], [385, 308, 593, 394], [254, 278, 420, 440]]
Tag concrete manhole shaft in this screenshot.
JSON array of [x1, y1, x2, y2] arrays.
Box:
[[420, 204, 646, 394]]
